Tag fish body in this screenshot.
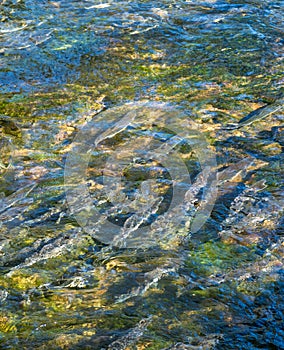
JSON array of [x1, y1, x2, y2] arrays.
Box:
[[0, 116, 22, 137], [224, 97, 284, 130]]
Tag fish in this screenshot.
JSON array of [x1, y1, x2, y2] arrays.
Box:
[[224, 96, 284, 130], [0, 116, 22, 138]]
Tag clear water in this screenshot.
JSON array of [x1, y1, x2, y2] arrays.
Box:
[[0, 1, 283, 349]]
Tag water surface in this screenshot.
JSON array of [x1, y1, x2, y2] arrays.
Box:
[[0, 1, 283, 349]]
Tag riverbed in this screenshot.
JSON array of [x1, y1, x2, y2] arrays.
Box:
[[0, 1, 283, 349]]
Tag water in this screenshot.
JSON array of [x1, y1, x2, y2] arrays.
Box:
[[0, 1, 283, 349]]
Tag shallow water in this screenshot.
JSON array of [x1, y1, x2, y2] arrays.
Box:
[[0, 1, 283, 349]]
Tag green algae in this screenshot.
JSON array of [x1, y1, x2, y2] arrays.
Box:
[[0, 1, 283, 349]]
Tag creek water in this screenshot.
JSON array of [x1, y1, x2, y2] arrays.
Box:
[[0, 1, 283, 349]]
